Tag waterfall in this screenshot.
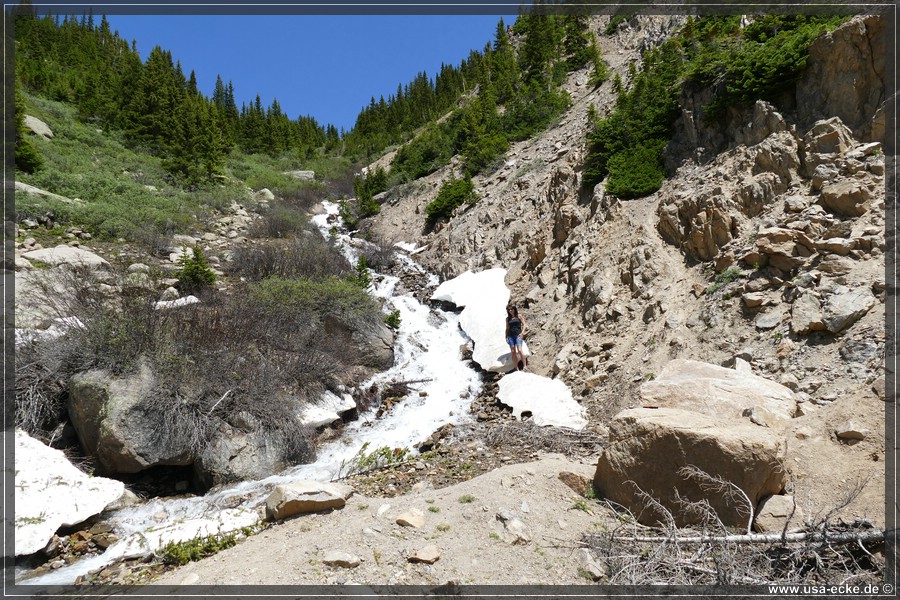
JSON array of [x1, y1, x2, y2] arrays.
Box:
[[19, 201, 482, 587]]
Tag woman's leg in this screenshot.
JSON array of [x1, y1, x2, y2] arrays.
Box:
[[518, 342, 527, 370], [509, 345, 518, 371]]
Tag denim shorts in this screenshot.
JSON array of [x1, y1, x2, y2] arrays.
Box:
[[506, 335, 522, 346]]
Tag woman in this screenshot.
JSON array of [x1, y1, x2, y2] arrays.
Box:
[[505, 304, 527, 372]]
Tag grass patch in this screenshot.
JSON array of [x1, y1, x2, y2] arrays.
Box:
[[458, 494, 476, 504]]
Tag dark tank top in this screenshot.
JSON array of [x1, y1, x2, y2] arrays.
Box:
[[507, 316, 522, 337]]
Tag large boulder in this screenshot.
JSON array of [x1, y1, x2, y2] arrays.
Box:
[[323, 316, 395, 371], [21, 244, 109, 269], [594, 408, 788, 528], [68, 366, 193, 473], [639, 359, 798, 423], [194, 426, 310, 489], [264, 480, 354, 520], [819, 180, 873, 217], [15, 430, 125, 556], [24, 114, 54, 139], [822, 285, 876, 333], [794, 15, 886, 141]]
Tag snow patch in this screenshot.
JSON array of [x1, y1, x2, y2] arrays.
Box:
[[497, 372, 587, 430]]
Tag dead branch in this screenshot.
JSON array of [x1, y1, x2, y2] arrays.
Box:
[[678, 465, 754, 534], [602, 529, 886, 545]]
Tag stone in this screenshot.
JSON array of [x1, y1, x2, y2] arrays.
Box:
[[791, 292, 825, 335], [254, 188, 276, 202], [264, 481, 353, 520], [22, 245, 109, 269], [558, 472, 592, 497], [195, 426, 312, 489], [754, 495, 805, 533], [755, 308, 785, 330], [817, 255, 854, 276], [68, 365, 194, 473], [396, 511, 425, 528], [14, 430, 124, 556], [835, 422, 868, 441], [741, 292, 768, 309], [24, 115, 54, 139], [127, 263, 150, 273], [285, 170, 316, 181], [822, 287, 875, 333], [639, 359, 797, 423], [819, 180, 872, 217], [594, 408, 788, 528], [500, 517, 531, 545], [815, 238, 855, 256], [300, 391, 357, 428], [323, 551, 361, 568], [160, 286, 180, 301], [496, 372, 586, 430], [408, 544, 441, 564]]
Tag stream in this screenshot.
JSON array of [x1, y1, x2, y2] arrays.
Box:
[[19, 201, 484, 587]]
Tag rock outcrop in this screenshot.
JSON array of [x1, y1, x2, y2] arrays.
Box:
[[594, 408, 788, 528]]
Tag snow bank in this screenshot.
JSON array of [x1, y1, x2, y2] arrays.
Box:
[[15, 430, 125, 556], [300, 391, 357, 428], [497, 372, 587, 430], [431, 268, 529, 372]]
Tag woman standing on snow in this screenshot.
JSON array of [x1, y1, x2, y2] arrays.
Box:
[[505, 304, 527, 372]]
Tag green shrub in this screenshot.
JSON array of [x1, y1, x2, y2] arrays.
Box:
[[383, 309, 401, 330], [248, 276, 379, 328], [425, 177, 478, 229], [160, 531, 241, 566], [350, 256, 372, 289], [175, 245, 216, 294], [605, 139, 668, 198]]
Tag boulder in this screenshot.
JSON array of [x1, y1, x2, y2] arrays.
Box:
[[14, 430, 125, 556], [755, 495, 805, 533], [194, 426, 310, 489], [68, 366, 193, 473], [22, 244, 109, 269], [24, 115, 54, 139], [639, 359, 797, 423], [497, 371, 586, 430], [822, 286, 876, 333], [285, 170, 316, 181], [819, 180, 872, 217], [791, 291, 825, 334], [323, 315, 395, 371], [264, 481, 353, 520], [594, 408, 788, 527], [323, 551, 360, 568]]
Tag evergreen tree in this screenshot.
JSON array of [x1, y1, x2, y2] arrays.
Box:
[[14, 83, 44, 173]]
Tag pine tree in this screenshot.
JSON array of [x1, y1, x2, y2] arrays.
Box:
[[14, 83, 44, 173]]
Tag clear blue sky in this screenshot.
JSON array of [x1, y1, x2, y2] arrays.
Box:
[[103, 14, 519, 133]]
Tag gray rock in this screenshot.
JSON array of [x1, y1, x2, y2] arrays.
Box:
[[396, 511, 425, 528], [822, 287, 875, 333], [323, 551, 361, 568], [69, 365, 192, 473], [755, 495, 804, 533], [408, 544, 440, 564], [127, 263, 150, 273], [195, 426, 310, 489], [835, 422, 868, 441], [791, 292, 825, 335], [819, 180, 872, 217], [755, 308, 784, 330], [265, 481, 353, 520], [22, 245, 109, 269], [24, 115, 54, 139]]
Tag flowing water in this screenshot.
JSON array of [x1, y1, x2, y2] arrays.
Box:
[[19, 201, 483, 587]]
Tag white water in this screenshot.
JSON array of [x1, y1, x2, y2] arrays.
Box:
[[20, 201, 481, 587]]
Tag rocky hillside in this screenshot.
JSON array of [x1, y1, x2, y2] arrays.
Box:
[[368, 14, 887, 527]]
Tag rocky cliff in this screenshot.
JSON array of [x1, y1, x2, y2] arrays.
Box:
[[369, 13, 888, 525]]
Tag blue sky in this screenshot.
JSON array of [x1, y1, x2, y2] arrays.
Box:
[[103, 14, 518, 133]]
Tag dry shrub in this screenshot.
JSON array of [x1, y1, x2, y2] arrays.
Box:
[[358, 236, 397, 271], [230, 234, 350, 281], [247, 204, 309, 239]]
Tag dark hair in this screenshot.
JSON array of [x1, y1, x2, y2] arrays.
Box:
[[506, 304, 518, 316]]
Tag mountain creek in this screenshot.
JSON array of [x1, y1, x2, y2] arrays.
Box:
[[12, 11, 890, 591]]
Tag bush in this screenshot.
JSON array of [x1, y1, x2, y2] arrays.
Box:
[[247, 205, 309, 239], [604, 139, 668, 198], [175, 245, 216, 294], [383, 309, 401, 330], [230, 235, 350, 281], [425, 177, 478, 229]]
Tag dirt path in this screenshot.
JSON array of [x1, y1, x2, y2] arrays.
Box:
[[150, 454, 609, 586]]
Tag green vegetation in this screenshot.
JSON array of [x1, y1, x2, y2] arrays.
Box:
[[174, 245, 216, 295], [159, 528, 257, 565], [458, 494, 476, 504], [383, 309, 402, 330], [425, 176, 478, 229], [706, 266, 744, 295], [436, 523, 451, 532], [428, 506, 441, 513], [336, 442, 411, 479], [584, 14, 850, 198]]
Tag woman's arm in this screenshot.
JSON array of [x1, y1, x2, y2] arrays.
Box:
[[520, 315, 526, 337]]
